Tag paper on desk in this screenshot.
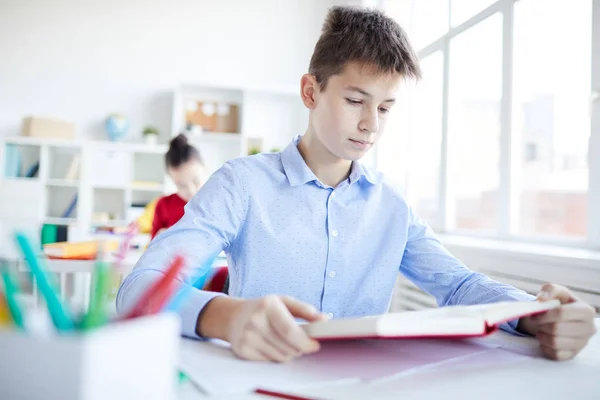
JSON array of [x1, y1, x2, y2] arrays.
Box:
[[178, 338, 492, 396], [467, 331, 546, 358], [264, 348, 535, 400], [258, 326, 600, 400]]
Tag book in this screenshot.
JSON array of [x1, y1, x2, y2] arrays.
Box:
[[25, 161, 40, 178], [302, 300, 561, 340], [64, 154, 80, 180], [61, 193, 78, 218], [4, 145, 21, 178], [43, 240, 119, 259]]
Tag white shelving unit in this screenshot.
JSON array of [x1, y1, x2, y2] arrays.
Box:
[[171, 83, 307, 174], [0, 136, 170, 243], [0, 84, 307, 249]]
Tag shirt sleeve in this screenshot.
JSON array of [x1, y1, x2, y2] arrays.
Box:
[[117, 161, 248, 338], [399, 206, 535, 335]]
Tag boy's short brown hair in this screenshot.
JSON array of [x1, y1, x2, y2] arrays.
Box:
[[309, 6, 421, 90]]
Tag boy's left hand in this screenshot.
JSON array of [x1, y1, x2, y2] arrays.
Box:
[[518, 283, 597, 361]]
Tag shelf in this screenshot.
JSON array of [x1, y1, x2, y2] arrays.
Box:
[[190, 133, 241, 142], [2, 136, 81, 147], [46, 179, 79, 187], [91, 220, 129, 228], [1, 136, 169, 153], [92, 184, 128, 190], [92, 141, 169, 154], [44, 217, 78, 225], [131, 185, 164, 192], [3, 176, 39, 182]]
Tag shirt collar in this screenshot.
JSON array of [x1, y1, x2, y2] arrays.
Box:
[[280, 135, 380, 187]]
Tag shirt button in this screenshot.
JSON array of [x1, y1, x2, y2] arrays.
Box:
[[329, 271, 336, 278], [331, 230, 338, 237], [327, 313, 334, 319]]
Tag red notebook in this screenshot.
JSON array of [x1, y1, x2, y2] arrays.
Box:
[[301, 300, 560, 341]]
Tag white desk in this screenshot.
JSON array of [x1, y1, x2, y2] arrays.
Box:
[[12, 251, 144, 310], [14, 251, 228, 310], [178, 319, 600, 399]]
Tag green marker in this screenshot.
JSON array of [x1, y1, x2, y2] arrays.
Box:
[[14, 232, 74, 332], [0, 266, 25, 330], [81, 258, 110, 330], [178, 370, 189, 384]]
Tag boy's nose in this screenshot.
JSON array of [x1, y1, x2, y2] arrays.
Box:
[[359, 110, 379, 133]]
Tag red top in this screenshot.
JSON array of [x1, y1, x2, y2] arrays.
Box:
[[152, 193, 187, 239]]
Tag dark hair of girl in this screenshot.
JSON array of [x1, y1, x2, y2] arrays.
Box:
[[165, 133, 202, 168]]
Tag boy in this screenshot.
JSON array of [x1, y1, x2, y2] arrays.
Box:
[[117, 6, 596, 363]]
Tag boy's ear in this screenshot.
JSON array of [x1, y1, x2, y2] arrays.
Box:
[[300, 74, 319, 110]]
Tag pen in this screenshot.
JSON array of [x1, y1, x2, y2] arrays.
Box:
[[163, 254, 217, 312], [123, 255, 185, 319], [14, 232, 75, 332], [81, 243, 111, 330]]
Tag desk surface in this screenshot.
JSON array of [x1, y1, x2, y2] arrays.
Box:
[[178, 319, 600, 400]]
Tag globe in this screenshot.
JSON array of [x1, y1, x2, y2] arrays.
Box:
[[105, 114, 129, 141]]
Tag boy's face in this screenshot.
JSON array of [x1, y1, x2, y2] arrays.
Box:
[[308, 62, 403, 161]]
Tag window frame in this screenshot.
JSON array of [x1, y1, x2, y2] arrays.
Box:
[[378, 0, 600, 250]]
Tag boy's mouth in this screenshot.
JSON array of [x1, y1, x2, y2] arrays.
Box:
[[349, 139, 372, 149]]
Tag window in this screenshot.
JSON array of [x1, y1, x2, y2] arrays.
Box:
[[448, 14, 502, 231], [512, 0, 592, 237], [405, 52, 444, 229], [385, 0, 449, 49], [451, 0, 498, 26], [377, 53, 443, 230], [382, 0, 599, 248]]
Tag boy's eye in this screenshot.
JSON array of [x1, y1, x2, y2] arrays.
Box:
[[346, 98, 362, 105], [378, 107, 390, 114]]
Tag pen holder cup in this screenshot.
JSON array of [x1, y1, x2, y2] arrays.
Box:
[[0, 313, 180, 400]]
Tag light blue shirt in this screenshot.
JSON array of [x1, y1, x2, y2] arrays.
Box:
[[117, 135, 534, 338]]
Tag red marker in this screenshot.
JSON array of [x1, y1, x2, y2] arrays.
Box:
[[123, 255, 185, 319]]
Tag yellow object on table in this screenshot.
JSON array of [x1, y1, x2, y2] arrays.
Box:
[[136, 197, 159, 234], [0, 296, 11, 326], [43, 240, 119, 259]]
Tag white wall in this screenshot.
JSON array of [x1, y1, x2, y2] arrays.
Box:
[[0, 0, 334, 142]]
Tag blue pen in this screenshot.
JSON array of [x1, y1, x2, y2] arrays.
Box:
[[163, 254, 217, 312], [14, 232, 75, 332]]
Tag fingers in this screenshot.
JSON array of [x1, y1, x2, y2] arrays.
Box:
[[232, 312, 296, 363], [229, 296, 325, 363], [537, 283, 577, 304], [280, 295, 327, 322], [262, 328, 301, 359], [538, 329, 590, 361], [537, 321, 597, 338], [268, 297, 321, 354], [540, 345, 576, 361], [532, 302, 595, 325], [532, 300, 597, 361], [537, 330, 589, 351], [255, 333, 296, 363]]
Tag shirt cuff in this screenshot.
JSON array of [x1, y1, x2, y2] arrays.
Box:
[[178, 288, 226, 339], [117, 269, 226, 339], [498, 292, 537, 337]]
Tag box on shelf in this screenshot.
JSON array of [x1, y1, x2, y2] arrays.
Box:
[[185, 101, 239, 133], [21, 116, 76, 140]]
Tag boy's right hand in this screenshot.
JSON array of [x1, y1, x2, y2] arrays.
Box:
[[198, 295, 327, 362]]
